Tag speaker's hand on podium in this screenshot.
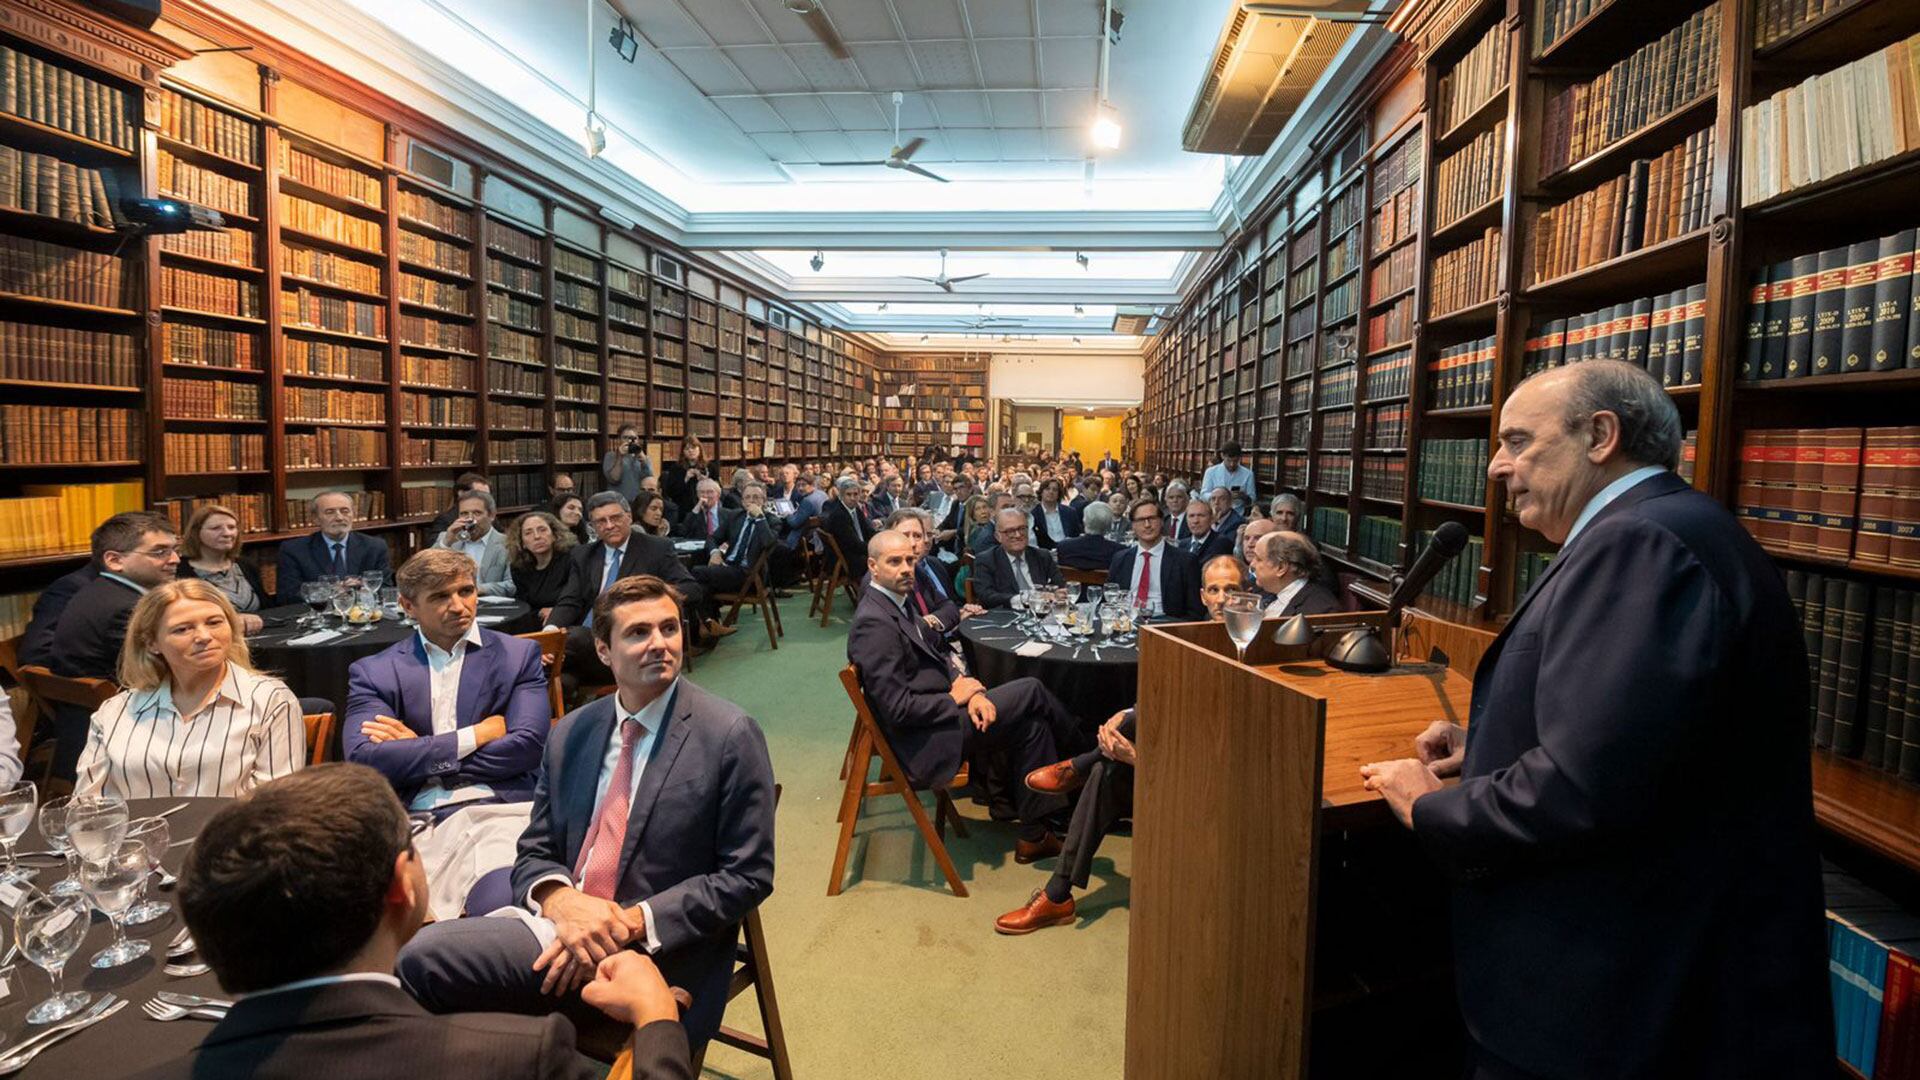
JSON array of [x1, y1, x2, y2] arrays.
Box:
[[1359, 759, 1442, 828], [1414, 720, 1466, 779]]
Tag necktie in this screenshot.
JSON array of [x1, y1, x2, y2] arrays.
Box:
[[329, 541, 346, 576], [1135, 550, 1152, 606], [585, 547, 622, 628], [730, 520, 754, 566], [708, 508, 718, 536], [574, 718, 643, 899], [1012, 554, 1033, 594]]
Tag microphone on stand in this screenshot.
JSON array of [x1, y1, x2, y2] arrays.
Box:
[[1323, 520, 1472, 673]]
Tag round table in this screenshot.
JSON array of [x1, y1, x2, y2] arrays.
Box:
[[0, 797, 232, 1077], [671, 539, 707, 566], [957, 607, 1139, 728], [248, 601, 533, 728]]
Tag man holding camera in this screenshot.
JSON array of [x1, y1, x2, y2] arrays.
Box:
[[603, 425, 652, 506]]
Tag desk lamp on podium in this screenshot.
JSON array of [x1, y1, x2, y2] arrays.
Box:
[[1273, 519, 1471, 671]]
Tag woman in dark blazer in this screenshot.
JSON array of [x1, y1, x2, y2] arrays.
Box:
[[659, 437, 708, 512], [504, 510, 577, 624]]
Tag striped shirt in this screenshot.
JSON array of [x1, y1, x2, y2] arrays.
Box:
[[75, 663, 305, 800]]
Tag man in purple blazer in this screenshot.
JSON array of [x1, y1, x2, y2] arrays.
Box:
[[345, 549, 549, 814]]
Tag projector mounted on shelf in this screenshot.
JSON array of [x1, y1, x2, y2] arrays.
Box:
[[120, 197, 225, 235]]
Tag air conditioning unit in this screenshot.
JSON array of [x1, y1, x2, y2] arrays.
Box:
[[1181, 2, 1365, 156]]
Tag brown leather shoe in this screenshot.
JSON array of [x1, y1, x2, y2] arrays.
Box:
[[704, 618, 740, 638], [1025, 760, 1085, 795], [1014, 832, 1062, 864], [994, 889, 1076, 935]]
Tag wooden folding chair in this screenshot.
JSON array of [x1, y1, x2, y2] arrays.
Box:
[[713, 543, 783, 650], [808, 532, 861, 627], [696, 783, 794, 1080], [830, 666, 970, 898], [303, 712, 337, 765], [16, 665, 116, 793], [516, 628, 568, 721], [0, 638, 52, 786]]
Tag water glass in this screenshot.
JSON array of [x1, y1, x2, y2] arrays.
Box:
[[81, 841, 150, 968], [361, 568, 385, 591], [329, 584, 354, 624], [64, 796, 129, 865], [122, 816, 171, 926], [1223, 592, 1265, 663], [0, 781, 37, 885], [35, 797, 80, 898], [16, 891, 90, 1023], [379, 586, 402, 618]]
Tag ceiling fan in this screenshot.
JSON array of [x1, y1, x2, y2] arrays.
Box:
[[904, 249, 990, 293], [783, 0, 852, 60], [817, 91, 949, 183]]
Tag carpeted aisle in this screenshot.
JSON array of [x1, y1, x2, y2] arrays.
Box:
[[683, 601, 1132, 1080]]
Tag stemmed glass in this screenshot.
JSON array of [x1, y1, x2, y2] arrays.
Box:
[[361, 568, 385, 592], [80, 841, 150, 968], [300, 580, 331, 628], [329, 582, 354, 626], [16, 891, 91, 1023], [36, 797, 80, 898], [64, 796, 130, 866], [122, 816, 171, 926], [0, 781, 38, 885], [1223, 592, 1265, 664], [1027, 590, 1054, 640]]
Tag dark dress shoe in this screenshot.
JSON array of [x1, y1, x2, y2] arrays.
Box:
[[994, 889, 1076, 935], [1014, 832, 1062, 864], [1025, 760, 1085, 795]]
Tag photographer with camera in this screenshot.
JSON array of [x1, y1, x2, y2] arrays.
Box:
[[602, 424, 652, 505]]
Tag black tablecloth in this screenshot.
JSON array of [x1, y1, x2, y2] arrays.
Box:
[[0, 797, 231, 1079], [247, 601, 532, 726], [957, 608, 1139, 728]]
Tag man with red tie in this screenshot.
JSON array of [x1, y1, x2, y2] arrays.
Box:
[[675, 479, 734, 552], [398, 575, 776, 1056], [1105, 497, 1205, 620]]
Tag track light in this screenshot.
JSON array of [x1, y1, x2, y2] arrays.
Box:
[[608, 17, 638, 62], [1074, 303, 1085, 315], [877, 302, 888, 310], [1075, 251, 1090, 270], [582, 113, 607, 159], [920, 333, 929, 342], [810, 250, 824, 272]]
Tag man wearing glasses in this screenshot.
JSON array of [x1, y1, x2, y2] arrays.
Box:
[[972, 508, 1065, 610], [1106, 498, 1205, 621]]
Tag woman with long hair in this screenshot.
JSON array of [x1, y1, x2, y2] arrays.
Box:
[[75, 579, 303, 799], [633, 491, 674, 538], [174, 505, 267, 633], [660, 436, 707, 512], [505, 510, 577, 623], [550, 493, 590, 545]]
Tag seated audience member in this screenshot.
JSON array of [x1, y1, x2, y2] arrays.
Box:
[[932, 475, 975, 549], [549, 473, 578, 502], [690, 483, 777, 634], [957, 495, 997, 559], [820, 477, 874, 572], [430, 473, 491, 536], [76, 579, 303, 800], [866, 474, 903, 524], [546, 493, 704, 685], [677, 480, 733, 550], [781, 473, 828, 545], [345, 549, 548, 815], [552, 494, 591, 545], [1180, 497, 1234, 565], [639, 475, 680, 525], [1108, 499, 1205, 620], [1237, 518, 1279, 579], [967, 492, 1017, 556], [278, 491, 393, 605], [717, 468, 752, 512], [1207, 486, 1245, 537], [633, 492, 675, 539], [973, 509, 1067, 609], [508, 511, 578, 623], [17, 561, 99, 670], [849, 531, 1075, 862], [136, 764, 693, 1080], [176, 504, 266, 633], [1270, 492, 1305, 532], [998, 556, 1250, 935], [1162, 482, 1192, 545], [398, 575, 775, 1055], [1055, 501, 1127, 572], [1251, 531, 1342, 617], [884, 508, 975, 636], [1030, 479, 1083, 550], [769, 463, 800, 501], [434, 490, 513, 596]]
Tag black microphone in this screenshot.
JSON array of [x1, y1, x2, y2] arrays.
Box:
[[1384, 519, 1470, 626]]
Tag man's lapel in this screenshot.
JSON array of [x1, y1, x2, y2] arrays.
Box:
[[617, 684, 692, 881], [455, 632, 491, 730], [398, 639, 433, 733], [560, 697, 616, 867]]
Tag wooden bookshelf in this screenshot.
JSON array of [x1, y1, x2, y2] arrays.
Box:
[[872, 353, 990, 461]]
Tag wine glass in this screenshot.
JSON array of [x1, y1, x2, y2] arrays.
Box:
[[16, 891, 91, 1023], [361, 568, 385, 592], [36, 797, 80, 898], [0, 781, 38, 885], [329, 583, 354, 625], [64, 796, 129, 865], [1102, 584, 1127, 608], [300, 580, 331, 628], [81, 841, 150, 968], [122, 816, 170, 926], [1223, 592, 1265, 664], [1027, 591, 1053, 637], [1110, 604, 1135, 644]]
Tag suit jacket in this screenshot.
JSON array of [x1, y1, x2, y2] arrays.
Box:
[[434, 527, 513, 596], [125, 978, 692, 1080], [344, 629, 549, 807], [781, 490, 828, 551], [19, 562, 97, 670], [1029, 503, 1084, 550], [277, 531, 393, 605], [972, 545, 1066, 609], [1054, 534, 1125, 572], [513, 680, 775, 1046], [548, 534, 704, 628], [49, 573, 143, 680], [909, 558, 962, 635], [676, 504, 736, 551], [1184, 528, 1235, 566], [819, 499, 871, 570], [846, 585, 966, 787], [1410, 471, 1830, 1078], [1273, 580, 1341, 617], [1106, 543, 1205, 620]]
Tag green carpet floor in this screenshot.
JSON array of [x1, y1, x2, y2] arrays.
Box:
[[683, 599, 1132, 1079]]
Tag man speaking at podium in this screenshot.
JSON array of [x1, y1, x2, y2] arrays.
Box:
[[1361, 361, 1830, 1079]]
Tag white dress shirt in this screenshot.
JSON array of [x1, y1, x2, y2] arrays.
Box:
[[1265, 577, 1307, 619], [409, 624, 491, 812], [244, 972, 402, 1001], [1129, 540, 1168, 615], [76, 663, 304, 800], [1041, 506, 1065, 539]]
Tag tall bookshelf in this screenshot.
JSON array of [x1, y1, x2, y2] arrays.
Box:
[[873, 354, 989, 460]]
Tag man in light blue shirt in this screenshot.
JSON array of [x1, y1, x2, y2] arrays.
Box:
[[1200, 441, 1257, 514]]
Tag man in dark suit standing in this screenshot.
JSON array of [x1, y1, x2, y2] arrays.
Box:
[[1249, 531, 1341, 617], [1107, 498, 1204, 620], [138, 764, 692, 1080], [547, 493, 707, 681], [1361, 361, 1830, 1079], [1178, 498, 1235, 566], [277, 491, 393, 605], [400, 575, 775, 1056], [819, 476, 872, 575], [849, 531, 1076, 862], [1055, 502, 1125, 572], [973, 509, 1067, 609]]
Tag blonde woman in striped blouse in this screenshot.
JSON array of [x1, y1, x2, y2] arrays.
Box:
[[75, 579, 305, 800]]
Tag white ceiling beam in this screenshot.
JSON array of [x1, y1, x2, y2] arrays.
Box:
[[680, 210, 1221, 251]]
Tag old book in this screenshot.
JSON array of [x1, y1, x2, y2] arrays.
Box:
[[1890, 592, 1916, 772], [1811, 244, 1850, 377], [1871, 229, 1916, 371], [1904, 604, 1920, 781], [1842, 238, 1883, 375], [1680, 283, 1708, 386], [1865, 585, 1898, 765], [1804, 569, 1829, 736], [1744, 265, 1773, 380], [1785, 252, 1819, 377]]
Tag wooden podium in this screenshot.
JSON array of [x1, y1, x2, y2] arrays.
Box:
[[1123, 611, 1491, 1079]]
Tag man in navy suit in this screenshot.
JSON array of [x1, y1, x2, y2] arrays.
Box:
[[1178, 497, 1235, 565], [819, 477, 872, 575], [690, 483, 777, 599], [547, 493, 707, 680], [277, 490, 392, 605], [848, 531, 1075, 862], [345, 549, 549, 815], [1055, 502, 1126, 572], [674, 480, 734, 552], [398, 574, 775, 1055], [1107, 498, 1204, 620], [973, 509, 1066, 609], [1029, 479, 1083, 550], [1362, 361, 1830, 1079]]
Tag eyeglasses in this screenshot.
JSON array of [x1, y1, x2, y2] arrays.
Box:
[[407, 816, 432, 840], [131, 545, 180, 559]]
